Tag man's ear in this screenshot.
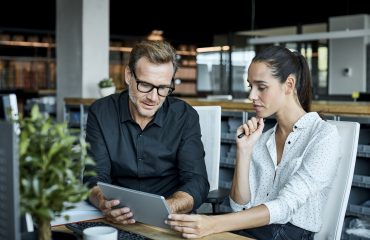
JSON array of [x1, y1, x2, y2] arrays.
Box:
[[124, 68, 131, 86], [285, 74, 296, 95]]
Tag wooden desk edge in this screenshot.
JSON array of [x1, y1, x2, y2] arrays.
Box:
[[53, 219, 251, 240], [64, 97, 370, 116]]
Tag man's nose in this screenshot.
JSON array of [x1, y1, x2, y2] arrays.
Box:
[[147, 88, 159, 101]]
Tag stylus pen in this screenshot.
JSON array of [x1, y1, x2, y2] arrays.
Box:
[[237, 133, 245, 138]]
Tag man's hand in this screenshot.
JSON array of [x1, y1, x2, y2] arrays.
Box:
[[89, 186, 136, 225]]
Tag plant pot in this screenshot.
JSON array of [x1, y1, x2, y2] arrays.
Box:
[[99, 86, 116, 97]]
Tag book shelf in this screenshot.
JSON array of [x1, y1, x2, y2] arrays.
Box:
[[0, 32, 56, 114], [0, 32, 200, 115], [0, 56, 56, 90]]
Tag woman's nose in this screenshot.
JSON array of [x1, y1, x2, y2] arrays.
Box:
[[248, 87, 257, 101]]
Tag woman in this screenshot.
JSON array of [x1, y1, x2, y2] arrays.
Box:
[[165, 46, 340, 240]]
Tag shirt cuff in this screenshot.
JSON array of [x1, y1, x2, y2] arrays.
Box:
[[263, 199, 288, 224], [229, 196, 251, 212]]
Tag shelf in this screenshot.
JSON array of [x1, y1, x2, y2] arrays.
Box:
[[347, 201, 370, 218], [352, 175, 370, 189], [357, 144, 370, 158], [1, 35, 199, 97]]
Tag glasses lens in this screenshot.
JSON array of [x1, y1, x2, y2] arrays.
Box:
[[137, 82, 153, 93], [158, 87, 172, 96]]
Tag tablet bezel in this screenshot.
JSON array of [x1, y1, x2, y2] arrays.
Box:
[[97, 182, 171, 229]]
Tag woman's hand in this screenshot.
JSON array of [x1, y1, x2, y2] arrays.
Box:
[[236, 117, 264, 148], [165, 214, 216, 238]]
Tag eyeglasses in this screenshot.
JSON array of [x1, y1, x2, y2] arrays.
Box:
[[132, 71, 175, 97]]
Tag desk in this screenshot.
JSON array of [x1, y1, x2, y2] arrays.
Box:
[[53, 219, 252, 240]]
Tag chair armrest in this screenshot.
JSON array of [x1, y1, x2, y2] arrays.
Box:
[[206, 187, 230, 203], [205, 187, 230, 214]]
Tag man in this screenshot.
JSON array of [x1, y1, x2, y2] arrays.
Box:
[[84, 40, 209, 225]]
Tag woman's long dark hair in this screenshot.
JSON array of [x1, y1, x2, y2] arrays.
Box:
[[252, 46, 312, 112]]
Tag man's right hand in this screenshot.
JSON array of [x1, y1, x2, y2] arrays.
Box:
[[89, 185, 136, 225]]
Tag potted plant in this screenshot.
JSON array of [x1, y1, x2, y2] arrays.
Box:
[[18, 105, 95, 240], [98, 77, 116, 97]]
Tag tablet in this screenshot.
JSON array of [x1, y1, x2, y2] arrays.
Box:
[[97, 182, 171, 229]]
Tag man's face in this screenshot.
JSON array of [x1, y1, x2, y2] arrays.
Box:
[[125, 58, 174, 121]]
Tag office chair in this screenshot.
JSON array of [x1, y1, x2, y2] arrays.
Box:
[[314, 120, 360, 240], [193, 106, 229, 214]]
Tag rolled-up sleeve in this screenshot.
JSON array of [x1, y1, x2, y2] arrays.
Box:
[[176, 110, 210, 210], [264, 127, 340, 224]]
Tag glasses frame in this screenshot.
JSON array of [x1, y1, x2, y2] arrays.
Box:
[[132, 71, 175, 97]]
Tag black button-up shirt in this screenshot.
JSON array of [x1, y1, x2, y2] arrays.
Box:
[[84, 90, 210, 210]]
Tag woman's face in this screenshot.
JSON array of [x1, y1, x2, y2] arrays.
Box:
[[247, 62, 286, 118]]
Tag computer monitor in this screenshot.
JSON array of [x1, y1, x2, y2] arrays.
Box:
[[0, 94, 19, 121], [0, 121, 20, 240], [0, 94, 33, 240]]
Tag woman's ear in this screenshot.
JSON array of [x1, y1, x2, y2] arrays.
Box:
[[285, 75, 296, 95]]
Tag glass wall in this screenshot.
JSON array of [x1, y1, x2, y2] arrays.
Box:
[[196, 47, 255, 98]]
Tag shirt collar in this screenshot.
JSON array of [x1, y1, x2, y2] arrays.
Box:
[[293, 112, 319, 130], [270, 112, 319, 133], [119, 90, 166, 127]]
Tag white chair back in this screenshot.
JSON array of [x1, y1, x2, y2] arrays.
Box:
[[315, 120, 360, 240], [193, 106, 221, 191]]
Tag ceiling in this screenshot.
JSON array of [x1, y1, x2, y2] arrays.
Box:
[[0, 0, 369, 47]]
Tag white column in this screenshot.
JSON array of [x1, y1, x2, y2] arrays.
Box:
[[56, 0, 109, 121]]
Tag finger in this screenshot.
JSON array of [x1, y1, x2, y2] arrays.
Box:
[[106, 216, 135, 225], [110, 207, 131, 218], [166, 219, 187, 228], [236, 125, 244, 136], [246, 119, 256, 133], [168, 214, 198, 222], [182, 233, 200, 239], [256, 118, 265, 133], [241, 123, 250, 136], [117, 218, 136, 225], [251, 117, 259, 129], [171, 225, 196, 234], [104, 199, 120, 209], [114, 212, 133, 221]]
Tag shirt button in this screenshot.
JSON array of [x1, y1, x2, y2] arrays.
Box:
[[294, 126, 297, 129], [267, 193, 269, 196], [288, 141, 291, 144], [242, 208, 245, 210], [138, 158, 142, 161]]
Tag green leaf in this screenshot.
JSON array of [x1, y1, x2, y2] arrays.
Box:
[[18, 105, 96, 223]]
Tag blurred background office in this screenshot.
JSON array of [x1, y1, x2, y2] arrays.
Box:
[[1, 0, 370, 118], [1, 1, 370, 239]]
